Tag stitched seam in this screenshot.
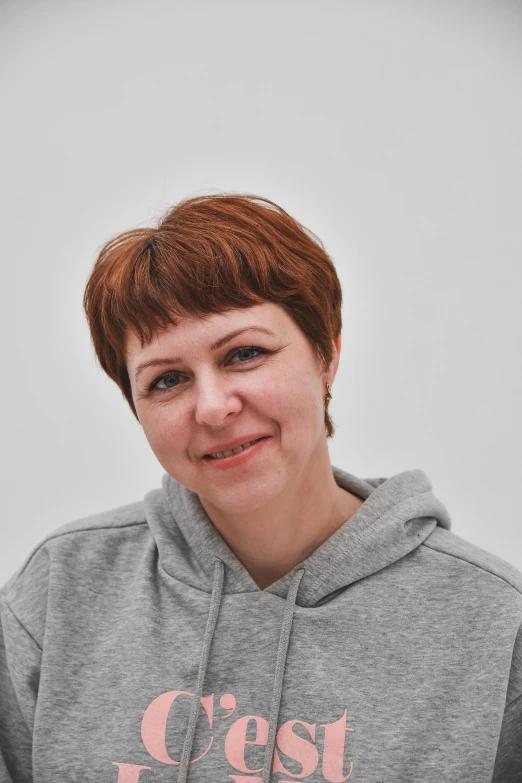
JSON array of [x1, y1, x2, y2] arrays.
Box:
[[158, 562, 263, 597], [506, 689, 522, 711], [422, 541, 522, 600], [0, 596, 43, 653], [2, 521, 148, 600], [42, 519, 147, 544], [302, 498, 439, 595]]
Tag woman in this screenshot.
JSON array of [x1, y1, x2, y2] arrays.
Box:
[[1, 193, 521, 782]]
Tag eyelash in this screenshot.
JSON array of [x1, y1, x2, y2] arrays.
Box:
[[145, 345, 269, 394]]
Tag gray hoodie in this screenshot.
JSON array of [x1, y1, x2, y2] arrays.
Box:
[[1, 465, 521, 782]]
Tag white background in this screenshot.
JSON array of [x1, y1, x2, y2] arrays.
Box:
[[2, 0, 521, 582]]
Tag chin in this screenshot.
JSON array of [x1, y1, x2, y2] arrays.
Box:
[[202, 472, 285, 514]]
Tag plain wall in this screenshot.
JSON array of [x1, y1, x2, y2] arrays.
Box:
[[2, 0, 522, 582]]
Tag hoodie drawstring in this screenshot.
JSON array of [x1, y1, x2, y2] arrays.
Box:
[[177, 559, 305, 783], [261, 566, 305, 783], [177, 559, 225, 783]]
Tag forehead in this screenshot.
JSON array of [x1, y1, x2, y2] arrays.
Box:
[[125, 302, 290, 368]]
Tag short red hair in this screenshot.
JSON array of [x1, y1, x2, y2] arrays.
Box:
[[83, 193, 343, 438]]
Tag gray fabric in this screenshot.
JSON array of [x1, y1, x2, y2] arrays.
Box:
[[261, 567, 305, 783], [1, 464, 522, 781], [177, 558, 224, 783]]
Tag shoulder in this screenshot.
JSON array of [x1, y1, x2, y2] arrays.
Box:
[[0, 497, 150, 646], [421, 527, 522, 705], [422, 525, 522, 601], [37, 497, 147, 542]]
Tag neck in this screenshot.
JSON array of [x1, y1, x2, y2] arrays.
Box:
[[199, 446, 364, 589]]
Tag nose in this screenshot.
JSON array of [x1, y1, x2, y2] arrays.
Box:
[[193, 373, 243, 426]]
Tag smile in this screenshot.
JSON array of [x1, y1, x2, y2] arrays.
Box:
[[203, 436, 271, 469], [206, 437, 265, 459]]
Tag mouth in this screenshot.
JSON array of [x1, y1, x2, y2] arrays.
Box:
[[203, 436, 269, 460]]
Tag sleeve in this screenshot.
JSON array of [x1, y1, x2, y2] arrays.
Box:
[[491, 616, 522, 782], [0, 595, 41, 783], [491, 691, 522, 782]]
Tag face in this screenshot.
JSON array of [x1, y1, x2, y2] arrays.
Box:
[[126, 303, 340, 515]]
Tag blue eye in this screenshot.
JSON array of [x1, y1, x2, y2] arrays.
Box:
[[233, 346, 262, 363], [150, 373, 181, 392], [146, 345, 268, 394]]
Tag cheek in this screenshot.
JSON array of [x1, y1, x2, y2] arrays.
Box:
[[260, 370, 321, 424], [141, 409, 187, 456]]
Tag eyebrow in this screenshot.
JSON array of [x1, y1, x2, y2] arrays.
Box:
[[133, 325, 278, 382]]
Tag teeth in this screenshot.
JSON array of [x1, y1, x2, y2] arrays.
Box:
[[208, 439, 260, 459]]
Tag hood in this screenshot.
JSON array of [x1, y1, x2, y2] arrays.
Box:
[[144, 464, 452, 608], [142, 465, 451, 783]]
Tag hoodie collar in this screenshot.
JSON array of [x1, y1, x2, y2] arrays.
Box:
[[145, 465, 451, 607]]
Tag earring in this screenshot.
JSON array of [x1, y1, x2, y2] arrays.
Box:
[[324, 382, 332, 404]]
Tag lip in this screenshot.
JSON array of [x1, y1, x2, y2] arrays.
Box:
[[202, 435, 271, 469], [200, 433, 271, 458]]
